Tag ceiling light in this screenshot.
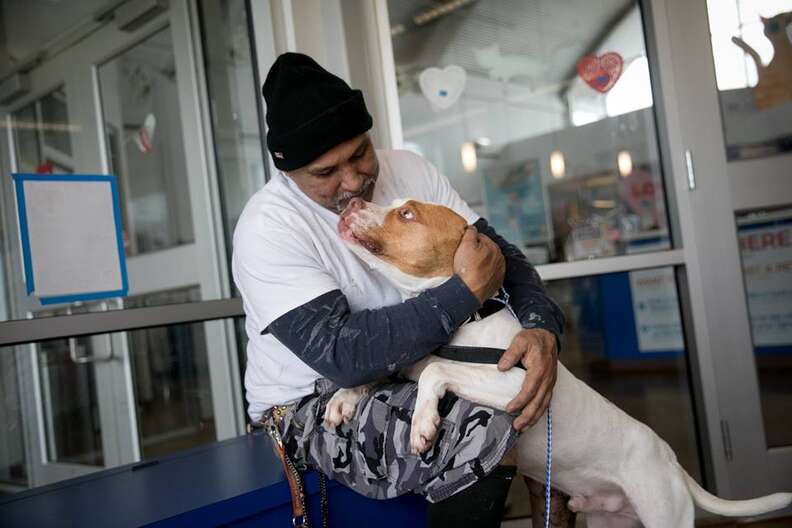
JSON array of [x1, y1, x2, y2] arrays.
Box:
[[617, 150, 633, 177], [550, 150, 565, 179], [461, 142, 477, 173]]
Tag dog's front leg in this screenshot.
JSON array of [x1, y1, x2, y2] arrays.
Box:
[[323, 383, 376, 428], [409, 360, 524, 453]]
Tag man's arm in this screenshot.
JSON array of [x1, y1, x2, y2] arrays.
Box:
[[268, 226, 504, 388], [268, 276, 478, 388], [473, 217, 565, 338], [414, 149, 564, 429], [474, 217, 565, 431]]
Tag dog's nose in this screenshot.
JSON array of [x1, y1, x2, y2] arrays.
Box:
[[347, 197, 366, 212]]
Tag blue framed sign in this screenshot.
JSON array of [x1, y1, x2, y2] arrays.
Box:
[[12, 173, 128, 305]]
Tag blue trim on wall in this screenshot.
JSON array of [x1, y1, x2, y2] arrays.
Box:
[[11, 173, 129, 304], [12, 174, 35, 295]]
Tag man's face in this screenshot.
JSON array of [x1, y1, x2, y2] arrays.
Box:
[[285, 133, 379, 214]]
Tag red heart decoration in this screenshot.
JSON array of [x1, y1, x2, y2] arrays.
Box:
[[577, 52, 624, 93]]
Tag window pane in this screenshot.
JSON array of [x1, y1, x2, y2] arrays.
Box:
[[12, 87, 75, 174], [36, 337, 104, 466], [548, 269, 701, 479], [1, 316, 245, 493], [388, 0, 671, 264], [0, 350, 27, 486], [706, 0, 792, 161], [736, 207, 792, 447], [39, 89, 73, 157], [34, 305, 104, 467], [197, 0, 267, 282], [125, 288, 216, 458], [98, 27, 195, 256]]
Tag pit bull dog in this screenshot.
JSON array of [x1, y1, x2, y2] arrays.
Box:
[[324, 197, 792, 528]]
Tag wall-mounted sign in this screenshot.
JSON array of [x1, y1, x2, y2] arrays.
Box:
[[629, 267, 684, 352], [12, 173, 128, 305], [738, 219, 792, 347]]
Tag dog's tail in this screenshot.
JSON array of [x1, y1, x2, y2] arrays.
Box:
[[680, 466, 792, 517]]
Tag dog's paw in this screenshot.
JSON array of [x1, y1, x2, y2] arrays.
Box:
[[323, 390, 359, 428], [409, 403, 441, 454]]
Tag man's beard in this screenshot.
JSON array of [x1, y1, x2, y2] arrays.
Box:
[[333, 176, 375, 213]]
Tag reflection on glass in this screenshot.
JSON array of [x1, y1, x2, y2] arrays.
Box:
[[547, 268, 701, 479], [198, 0, 262, 417], [736, 208, 792, 447], [125, 287, 216, 458], [707, 1, 792, 161], [388, 0, 670, 264], [98, 27, 195, 257], [36, 335, 104, 466], [198, 0, 267, 277], [12, 87, 75, 174], [40, 90, 73, 156], [0, 349, 27, 485]]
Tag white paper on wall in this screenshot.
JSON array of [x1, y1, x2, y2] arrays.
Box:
[[738, 221, 792, 347], [629, 267, 684, 352], [15, 175, 126, 301]]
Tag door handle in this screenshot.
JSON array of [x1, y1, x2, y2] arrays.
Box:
[[68, 335, 114, 363], [68, 302, 115, 363], [684, 149, 696, 190]]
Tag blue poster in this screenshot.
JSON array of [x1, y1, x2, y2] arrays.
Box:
[[482, 159, 547, 247]]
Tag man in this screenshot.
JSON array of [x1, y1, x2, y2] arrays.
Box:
[[232, 53, 567, 527]]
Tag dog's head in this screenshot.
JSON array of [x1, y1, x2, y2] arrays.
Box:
[[338, 197, 468, 292]]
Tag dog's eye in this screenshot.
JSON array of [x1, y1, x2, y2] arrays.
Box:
[[399, 208, 415, 221]]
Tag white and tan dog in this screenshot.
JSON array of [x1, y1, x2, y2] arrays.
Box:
[[325, 197, 792, 527]]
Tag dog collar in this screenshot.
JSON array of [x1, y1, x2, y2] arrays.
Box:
[[461, 287, 511, 326], [434, 344, 526, 370]]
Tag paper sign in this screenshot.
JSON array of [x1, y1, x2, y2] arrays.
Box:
[[13, 174, 128, 304], [738, 220, 792, 346], [629, 268, 684, 352]]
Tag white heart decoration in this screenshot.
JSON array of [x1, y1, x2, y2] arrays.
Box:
[[419, 65, 466, 110]]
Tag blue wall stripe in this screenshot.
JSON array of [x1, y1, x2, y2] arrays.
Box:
[[12, 174, 35, 295]]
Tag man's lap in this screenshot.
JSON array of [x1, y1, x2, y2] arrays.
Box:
[[281, 378, 518, 503]]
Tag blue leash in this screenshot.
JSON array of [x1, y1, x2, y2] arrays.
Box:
[[544, 406, 553, 528], [500, 292, 553, 527]]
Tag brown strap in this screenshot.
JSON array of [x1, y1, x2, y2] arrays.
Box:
[[275, 443, 306, 522]]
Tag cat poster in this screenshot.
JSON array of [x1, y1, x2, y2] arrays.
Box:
[[731, 11, 792, 110]]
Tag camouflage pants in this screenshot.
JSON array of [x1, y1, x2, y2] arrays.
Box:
[[280, 378, 519, 503]]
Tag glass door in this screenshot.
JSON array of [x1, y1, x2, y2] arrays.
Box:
[[659, 0, 792, 498], [7, 76, 135, 484], [367, 0, 791, 511], [25, 303, 131, 484], [2, 0, 237, 487]]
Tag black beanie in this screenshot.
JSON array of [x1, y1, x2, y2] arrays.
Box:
[[262, 53, 373, 171]]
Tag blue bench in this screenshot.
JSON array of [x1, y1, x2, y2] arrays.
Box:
[[0, 432, 427, 527]]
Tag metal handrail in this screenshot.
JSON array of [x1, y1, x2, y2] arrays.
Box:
[[0, 298, 244, 348]]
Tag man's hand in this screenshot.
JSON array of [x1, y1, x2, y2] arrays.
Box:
[[498, 328, 558, 431], [453, 227, 505, 304]]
